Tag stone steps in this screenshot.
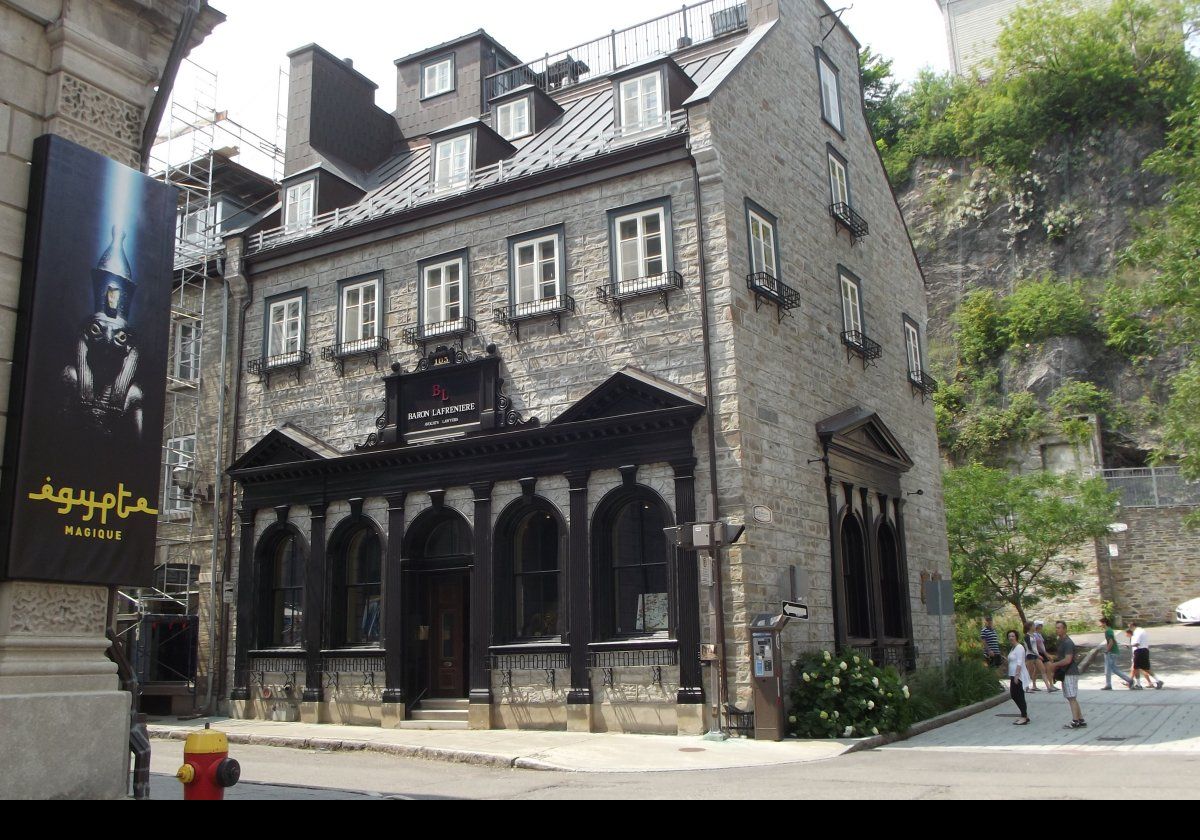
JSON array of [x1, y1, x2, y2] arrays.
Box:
[[399, 698, 469, 729]]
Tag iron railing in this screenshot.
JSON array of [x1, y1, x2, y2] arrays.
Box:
[[1103, 466, 1200, 508], [482, 0, 749, 104], [746, 272, 800, 319], [494, 295, 576, 338], [908, 368, 939, 399], [830, 202, 869, 244], [402, 316, 477, 349], [841, 330, 883, 367], [245, 112, 689, 256], [322, 335, 390, 374], [248, 350, 312, 385]]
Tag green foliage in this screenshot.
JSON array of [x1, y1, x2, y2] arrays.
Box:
[[949, 391, 1046, 465], [1048, 379, 1119, 441], [860, 46, 901, 152], [1100, 281, 1155, 356], [878, 0, 1199, 184], [954, 289, 1006, 368], [1102, 600, 1117, 623], [905, 660, 1004, 723], [944, 465, 1119, 622], [1002, 276, 1093, 348], [787, 651, 912, 738], [1160, 361, 1200, 483]]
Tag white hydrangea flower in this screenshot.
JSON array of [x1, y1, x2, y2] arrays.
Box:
[[872, 677, 879, 688], [853, 656, 861, 665], [820, 711, 829, 720], [824, 651, 832, 662], [871, 727, 879, 736], [840, 661, 848, 671], [832, 676, 840, 686], [902, 685, 910, 699], [843, 726, 854, 737], [867, 700, 875, 710], [832, 710, 839, 718]]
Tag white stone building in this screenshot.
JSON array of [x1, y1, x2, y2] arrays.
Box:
[[220, 0, 951, 736]]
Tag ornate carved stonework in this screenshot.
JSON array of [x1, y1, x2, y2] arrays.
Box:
[[48, 119, 140, 168], [57, 74, 143, 149], [7, 583, 108, 636]]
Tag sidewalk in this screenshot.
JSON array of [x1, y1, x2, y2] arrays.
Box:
[[147, 717, 852, 773]]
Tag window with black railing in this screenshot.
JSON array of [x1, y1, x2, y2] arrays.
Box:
[[495, 295, 576, 338], [746, 273, 801, 320], [841, 330, 883, 367], [830, 202, 869, 244], [249, 349, 312, 376], [403, 316, 477, 349]]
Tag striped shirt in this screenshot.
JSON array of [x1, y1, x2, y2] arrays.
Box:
[[981, 625, 1000, 654]]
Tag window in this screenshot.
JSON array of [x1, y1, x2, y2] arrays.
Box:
[[511, 229, 563, 309], [828, 150, 849, 208], [496, 97, 530, 141], [904, 318, 923, 377], [512, 510, 560, 639], [434, 134, 471, 191], [618, 72, 664, 134], [422, 55, 454, 98], [841, 516, 871, 639], [747, 204, 778, 279], [267, 294, 304, 364], [609, 495, 669, 636], [331, 525, 382, 647], [261, 532, 305, 648], [612, 204, 668, 292], [817, 51, 843, 133], [421, 255, 466, 332], [840, 271, 862, 336], [173, 320, 200, 382], [163, 434, 195, 515], [284, 180, 314, 232], [339, 277, 380, 344]]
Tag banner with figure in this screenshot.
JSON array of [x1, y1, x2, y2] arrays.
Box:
[[0, 135, 176, 585]]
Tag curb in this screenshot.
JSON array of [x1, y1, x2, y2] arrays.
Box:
[[148, 727, 520, 771], [843, 689, 1009, 753]]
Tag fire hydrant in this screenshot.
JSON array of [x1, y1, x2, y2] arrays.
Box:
[[176, 725, 241, 800]]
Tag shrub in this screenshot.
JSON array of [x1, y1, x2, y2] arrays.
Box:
[[954, 290, 1006, 368], [787, 651, 912, 739], [1100, 282, 1154, 356], [906, 659, 1004, 723], [1001, 276, 1093, 348]]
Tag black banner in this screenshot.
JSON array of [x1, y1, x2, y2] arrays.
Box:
[[400, 364, 487, 444], [0, 135, 176, 586]]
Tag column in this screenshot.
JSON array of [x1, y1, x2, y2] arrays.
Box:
[[565, 469, 593, 731], [468, 482, 494, 729], [672, 460, 703, 708], [301, 503, 327, 721], [382, 493, 407, 727], [230, 506, 257, 707]]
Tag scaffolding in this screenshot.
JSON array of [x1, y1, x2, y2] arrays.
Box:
[[117, 58, 284, 712]]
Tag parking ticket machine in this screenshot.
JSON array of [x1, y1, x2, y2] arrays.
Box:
[[749, 612, 790, 741]]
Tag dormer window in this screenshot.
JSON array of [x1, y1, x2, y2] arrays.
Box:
[[434, 134, 471, 191], [422, 55, 455, 99], [618, 72, 664, 135], [284, 180, 315, 232], [496, 97, 530, 141]]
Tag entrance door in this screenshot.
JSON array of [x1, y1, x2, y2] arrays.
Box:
[[430, 576, 466, 697]]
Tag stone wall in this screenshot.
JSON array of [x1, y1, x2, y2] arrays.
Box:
[[1105, 506, 1200, 625]]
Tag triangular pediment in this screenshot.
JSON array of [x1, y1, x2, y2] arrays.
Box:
[[817, 407, 913, 472], [551, 366, 704, 426], [229, 424, 338, 472]]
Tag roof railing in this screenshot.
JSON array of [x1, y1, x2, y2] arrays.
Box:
[[483, 0, 749, 105]]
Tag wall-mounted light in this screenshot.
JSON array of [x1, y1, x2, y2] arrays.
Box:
[[906, 489, 924, 497]]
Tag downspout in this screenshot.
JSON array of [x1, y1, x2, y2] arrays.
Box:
[[140, 0, 203, 172], [689, 154, 730, 717], [214, 246, 253, 707], [200, 270, 230, 714]]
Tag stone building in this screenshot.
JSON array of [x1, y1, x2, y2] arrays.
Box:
[[0, 0, 222, 799], [221, 0, 951, 735]]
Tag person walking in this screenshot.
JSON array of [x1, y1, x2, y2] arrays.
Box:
[[1007, 630, 1031, 725], [1099, 617, 1134, 690], [1128, 620, 1165, 690], [1032, 620, 1057, 692], [1050, 620, 1086, 729], [1023, 621, 1046, 691], [981, 615, 1002, 668]]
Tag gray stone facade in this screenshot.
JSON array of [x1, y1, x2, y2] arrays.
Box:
[[0, 0, 222, 799], [226, 0, 950, 735]]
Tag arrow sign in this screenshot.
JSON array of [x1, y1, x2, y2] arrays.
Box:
[[782, 600, 809, 621]]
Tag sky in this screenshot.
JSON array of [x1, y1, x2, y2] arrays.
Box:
[[179, 0, 950, 166]]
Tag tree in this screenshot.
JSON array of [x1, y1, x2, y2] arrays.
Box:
[[859, 46, 900, 151], [944, 465, 1117, 623]]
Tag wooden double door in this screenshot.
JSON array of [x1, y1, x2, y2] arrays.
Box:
[[426, 574, 468, 698]]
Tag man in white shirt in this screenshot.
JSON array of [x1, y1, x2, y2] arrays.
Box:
[[1128, 620, 1164, 690]]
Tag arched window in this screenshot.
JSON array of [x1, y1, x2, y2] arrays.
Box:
[[330, 524, 383, 647], [841, 516, 871, 640], [259, 531, 305, 648], [424, 516, 470, 558], [595, 489, 671, 639], [878, 523, 906, 639], [504, 506, 561, 640]]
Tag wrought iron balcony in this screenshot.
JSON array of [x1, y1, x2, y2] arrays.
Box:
[[841, 330, 883, 368], [746, 272, 801, 321], [908, 368, 939, 401], [830, 202, 869, 244], [248, 349, 312, 386], [596, 270, 684, 320], [402, 317, 477, 351], [494, 295, 576, 339], [321, 335, 390, 375]]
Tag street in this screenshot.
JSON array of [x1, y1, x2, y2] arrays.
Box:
[[148, 625, 1200, 800]]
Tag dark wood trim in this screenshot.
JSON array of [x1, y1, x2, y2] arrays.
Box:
[[469, 482, 494, 705], [565, 469, 591, 704], [894, 497, 915, 643], [383, 493, 407, 704], [303, 503, 327, 702], [671, 459, 702, 704], [231, 507, 257, 700]]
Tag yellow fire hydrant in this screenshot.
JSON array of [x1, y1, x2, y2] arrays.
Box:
[[176, 727, 241, 800]]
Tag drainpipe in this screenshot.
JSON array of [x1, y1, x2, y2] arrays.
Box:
[[200, 270, 230, 714], [140, 0, 203, 172], [689, 154, 730, 721]]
